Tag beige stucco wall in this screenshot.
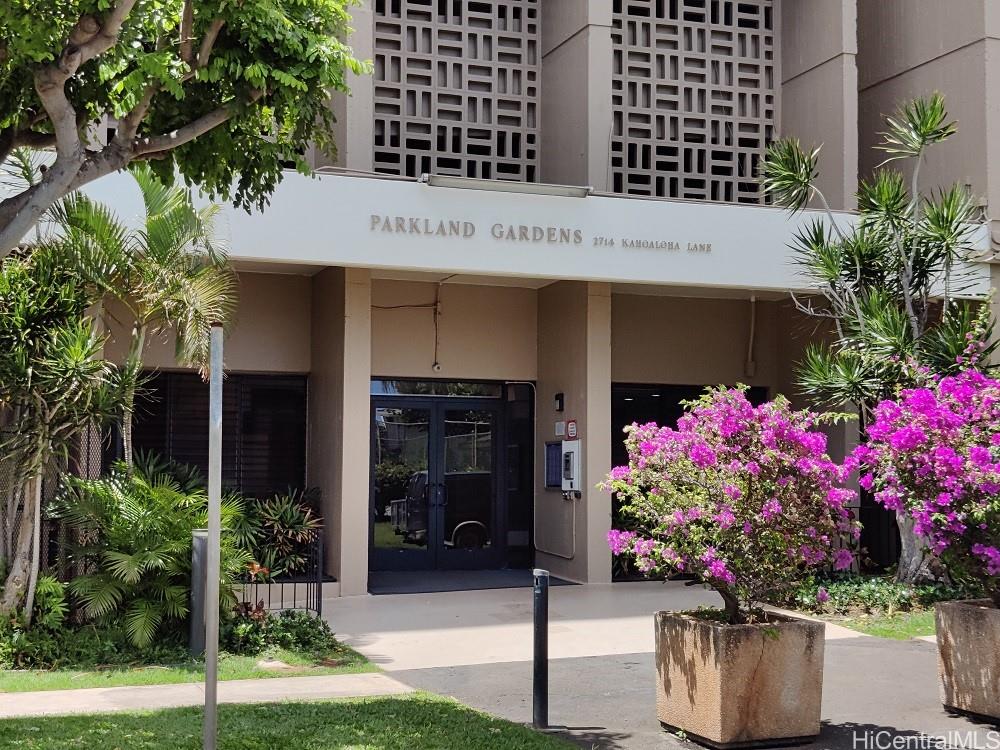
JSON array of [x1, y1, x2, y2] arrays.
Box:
[[308, 267, 372, 595], [611, 294, 778, 390], [858, 1, 992, 197], [370, 280, 538, 381], [323, 1, 374, 171], [780, 0, 858, 209], [780, 0, 859, 211], [103, 272, 312, 373], [535, 281, 612, 584]]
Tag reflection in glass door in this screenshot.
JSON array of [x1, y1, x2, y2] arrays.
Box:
[[370, 399, 502, 571], [370, 405, 433, 569], [439, 409, 496, 566]]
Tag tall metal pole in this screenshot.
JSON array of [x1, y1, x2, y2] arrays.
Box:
[[532, 568, 550, 729], [203, 324, 223, 750]]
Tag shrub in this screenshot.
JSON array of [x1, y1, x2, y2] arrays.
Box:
[[230, 488, 322, 579], [854, 369, 1000, 605], [605, 387, 860, 623], [222, 606, 339, 657], [0, 619, 190, 670], [53, 461, 250, 647], [30, 575, 68, 631], [776, 574, 982, 616]]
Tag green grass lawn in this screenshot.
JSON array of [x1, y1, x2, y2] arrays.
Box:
[[0, 694, 573, 749], [840, 609, 937, 640], [0, 644, 374, 693], [372, 521, 424, 550]]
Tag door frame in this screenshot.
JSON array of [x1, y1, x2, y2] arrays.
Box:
[[369, 395, 507, 572]]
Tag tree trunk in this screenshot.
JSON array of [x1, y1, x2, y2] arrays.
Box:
[[0, 477, 37, 616], [719, 589, 744, 624], [121, 325, 146, 471], [122, 399, 135, 470], [22, 476, 43, 627], [896, 511, 933, 584]]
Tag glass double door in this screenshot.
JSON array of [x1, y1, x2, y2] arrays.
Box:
[[370, 398, 501, 570]]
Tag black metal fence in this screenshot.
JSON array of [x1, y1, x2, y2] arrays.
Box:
[[237, 534, 325, 618]]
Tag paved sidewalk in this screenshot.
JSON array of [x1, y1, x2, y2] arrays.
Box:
[[0, 672, 413, 719], [322, 581, 997, 749], [324, 580, 863, 671]]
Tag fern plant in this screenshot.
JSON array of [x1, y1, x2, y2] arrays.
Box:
[[30, 575, 69, 631], [53, 461, 250, 648]]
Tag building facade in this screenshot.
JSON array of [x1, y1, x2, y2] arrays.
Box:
[[91, 0, 995, 596]]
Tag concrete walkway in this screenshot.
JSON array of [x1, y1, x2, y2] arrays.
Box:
[[322, 580, 998, 750], [0, 672, 413, 719], [323, 580, 862, 671]]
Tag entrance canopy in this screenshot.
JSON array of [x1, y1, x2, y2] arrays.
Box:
[[83, 171, 995, 298]]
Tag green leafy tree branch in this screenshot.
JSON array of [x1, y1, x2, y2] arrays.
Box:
[[0, 0, 368, 255]]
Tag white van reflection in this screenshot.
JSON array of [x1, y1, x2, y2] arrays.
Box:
[[389, 470, 491, 549]]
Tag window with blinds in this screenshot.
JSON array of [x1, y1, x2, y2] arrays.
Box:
[[132, 372, 308, 498]]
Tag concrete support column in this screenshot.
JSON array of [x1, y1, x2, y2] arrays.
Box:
[[535, 281, 612, 584], [539, 2, 613, 190], [780, 0, 858, 210], [308, 267, 372, 596], [323, 2, 374, 171]]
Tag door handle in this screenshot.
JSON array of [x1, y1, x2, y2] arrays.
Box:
[[438, 483, 449, 507]]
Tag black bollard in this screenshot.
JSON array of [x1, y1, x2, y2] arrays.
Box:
[[532, 568, 549, 729]]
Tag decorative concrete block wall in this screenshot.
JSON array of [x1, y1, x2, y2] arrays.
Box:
[[610, 0, 776, 203], [373, 0, 539, 182]]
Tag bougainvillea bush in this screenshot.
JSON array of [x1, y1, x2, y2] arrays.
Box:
[[854, 370, 1000, 606], [605, 387, 860, 624]]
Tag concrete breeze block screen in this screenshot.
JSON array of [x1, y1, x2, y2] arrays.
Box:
[[373, 0, 539, 182], [611, 0, 775, 203]]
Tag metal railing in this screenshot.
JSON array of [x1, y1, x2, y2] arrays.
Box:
[[237, 534, 325, 618]]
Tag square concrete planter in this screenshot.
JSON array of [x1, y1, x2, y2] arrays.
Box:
[[654, 611, 825, 748], [936, 599, 1000, 720]]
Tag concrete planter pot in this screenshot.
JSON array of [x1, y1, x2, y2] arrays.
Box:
[[936, 599, 1000, 720], [654, 610, 825, 748]]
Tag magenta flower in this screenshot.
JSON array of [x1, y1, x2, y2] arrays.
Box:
[[607, 529, 636, 555], [715, 505, 736, 530], [604, 386, 861, 622], [855, 371, 1000, 593], [816, 587, 830, 604], [832, 548, 854, 571], [689, 443, 717, 469], [761, 497, 782, 522]]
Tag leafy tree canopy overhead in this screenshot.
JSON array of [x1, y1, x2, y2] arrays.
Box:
[[0, 0, 368, 255]]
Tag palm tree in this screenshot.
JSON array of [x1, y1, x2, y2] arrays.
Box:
[[51, 164, 238, 468], [0, 154, 235, 620], [54, 461, 251, 647], [762, 93, 997, 582], [0, 245, 119, 620]]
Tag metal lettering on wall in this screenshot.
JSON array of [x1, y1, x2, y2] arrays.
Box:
[[610, 0, 775, 204], [372, 0, 539, 182], [367, 214, 712, 252]]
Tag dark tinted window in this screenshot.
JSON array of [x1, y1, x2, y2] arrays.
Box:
[[132, 372, 307, 498]]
